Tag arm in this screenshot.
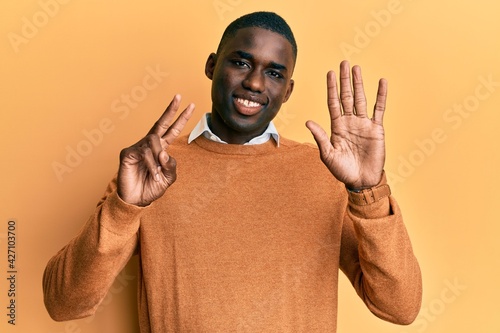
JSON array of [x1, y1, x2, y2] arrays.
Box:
[[306, 61, 422, 323], [340, 174, 422, 324], [42, 180, 142, 321], [43, 95, 195, 320]]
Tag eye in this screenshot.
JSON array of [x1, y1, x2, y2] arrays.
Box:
[[232, 60, 249, 68], [267, 70, 283, 79]]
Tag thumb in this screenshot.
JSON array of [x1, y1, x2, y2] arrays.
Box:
[[158, 150, 170, 167], [159, 151, 177, 183], [305, 121, 331, 156]]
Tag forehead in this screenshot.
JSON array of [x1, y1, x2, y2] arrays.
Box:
[[220, 27, 295, 66]]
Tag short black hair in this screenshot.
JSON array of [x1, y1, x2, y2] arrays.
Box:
[[216, 11, 297, 62]]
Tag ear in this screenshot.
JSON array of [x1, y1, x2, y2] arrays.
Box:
[[282, 79, 295, 103], [205, 53, 217, 80]]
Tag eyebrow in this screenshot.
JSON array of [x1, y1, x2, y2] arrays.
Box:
[[234, 50, 288, 72]]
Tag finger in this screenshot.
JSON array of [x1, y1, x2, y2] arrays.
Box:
[[144, 134, 164, 162], [339, 60, 354, 115], [162, 102, 195, 145], [326, 70, 341, 135], [119, 146, 143, 167], [149, 94, 182, 137], [306, 120, 333, 157], [141, 146, 162, 182], [352, 65, 367, 117], [372, 78, 388, 125]]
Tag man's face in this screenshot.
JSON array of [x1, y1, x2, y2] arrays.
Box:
[[205, 27, 295, 143]]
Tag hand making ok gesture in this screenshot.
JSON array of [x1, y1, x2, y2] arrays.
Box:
[[306, 61, 387, 190], [117, 95, 195, 206]]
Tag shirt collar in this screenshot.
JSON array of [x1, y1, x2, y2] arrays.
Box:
[[188, 113, 280, 146]]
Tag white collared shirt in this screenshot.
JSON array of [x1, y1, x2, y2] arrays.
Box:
[[188, 113, 280, 146]]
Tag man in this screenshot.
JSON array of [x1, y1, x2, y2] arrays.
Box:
[[43, 11, 422, 332]]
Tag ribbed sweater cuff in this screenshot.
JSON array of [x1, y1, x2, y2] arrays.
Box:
[[347, 173, 392, 220], [100, 190, 144, 235]]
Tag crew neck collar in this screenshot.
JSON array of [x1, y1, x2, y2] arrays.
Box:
[[191, 135, 280, 156]]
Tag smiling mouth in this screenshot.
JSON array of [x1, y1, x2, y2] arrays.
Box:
[[233, 97, 265, 116], [235, 97, 262, 108]]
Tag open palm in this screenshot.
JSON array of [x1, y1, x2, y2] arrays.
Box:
[[306, 61, 387, 190]]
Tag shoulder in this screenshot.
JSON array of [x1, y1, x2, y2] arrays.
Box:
[[278, 137, 346, 195], [168, 134, 197, 154], [280, 137, 318, 149], [278, 137, 331, 173], [169, 134, 190, 148], [278, 136, 321, 157], [165, 135, 201, 161]]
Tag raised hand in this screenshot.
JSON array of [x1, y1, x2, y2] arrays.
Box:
[[117, 95, 195, 206], [306, 61, 387, 190]]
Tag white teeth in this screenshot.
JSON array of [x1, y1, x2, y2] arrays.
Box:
[[236, 98, 261, 108]]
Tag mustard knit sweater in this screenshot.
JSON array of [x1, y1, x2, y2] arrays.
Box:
[[43, 135, 422, 332]]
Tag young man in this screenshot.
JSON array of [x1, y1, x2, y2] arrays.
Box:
[[43, 12, 422, 332]]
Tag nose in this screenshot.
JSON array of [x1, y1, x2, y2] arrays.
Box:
[[242, 69, 265, 93]]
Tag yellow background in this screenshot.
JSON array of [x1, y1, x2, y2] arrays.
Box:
[[1, 0, 499, 332]]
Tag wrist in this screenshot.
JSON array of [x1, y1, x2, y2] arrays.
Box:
[[345, 172, 384, 192], [346, 185, 372, 193], [346, 171, 391, 205]]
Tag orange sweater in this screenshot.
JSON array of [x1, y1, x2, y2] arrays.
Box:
[[43, 135, 422, 332]]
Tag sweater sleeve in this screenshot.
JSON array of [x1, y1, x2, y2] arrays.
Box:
[[338, 179, 422, 325], [42, 178, 144, 321]]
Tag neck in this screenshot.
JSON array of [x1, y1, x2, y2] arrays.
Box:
[[209, 111, 268, 145]]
